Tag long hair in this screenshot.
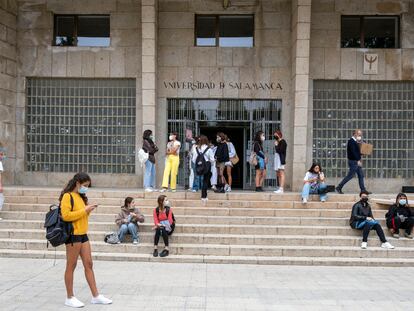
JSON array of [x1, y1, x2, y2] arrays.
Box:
[[157, 195, 167, 210], [396, 192, 408, 205], [59, 172, 91, 204], [254, 131, 264, 144], [199, 135, 209, 146], [123, 196, 134, 208], [308, 163, 322, 174], [216, 132, 226, 143]]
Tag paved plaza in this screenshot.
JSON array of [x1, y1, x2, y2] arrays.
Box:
[[0, 258, 413, 310]]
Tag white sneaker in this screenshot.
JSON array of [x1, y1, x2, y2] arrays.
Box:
[[160, 188, 167, 193], [361, 242, 368, 249], [171, 189, 176, 193], [65, 297, 85, 308], [321, 199, 326, 203], [381, 242, 395, 249], [201, 198, 208, 204], [132, 239, 139, 245], [144, 188, 153, 192], [273, 188, 284, 194], [91, 294, 112, 305], [226, 186, 232, 192], [192, 189, 197, 193], [211, 185, 217, 191], [302, 198, 307, 204], [224, 184, 229, 192]]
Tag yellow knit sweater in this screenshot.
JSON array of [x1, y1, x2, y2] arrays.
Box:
[[61, 192, 88, 235]]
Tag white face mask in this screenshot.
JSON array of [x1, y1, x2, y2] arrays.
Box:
[[164, 200, 170, 207], [356, 136, 362, 141], [260, 136, 265, 141], [169, 135, 174, 141]]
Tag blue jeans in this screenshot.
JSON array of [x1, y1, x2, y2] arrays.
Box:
[[302, 183, 328, 201], [191, 162, 202, 191], [118, 223, 138, 242], [144, 160, 156, 189], [337, 160, 365, 191]]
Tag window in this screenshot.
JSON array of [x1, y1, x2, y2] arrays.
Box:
[[341, 16, 399, 48], [195, 15, 254, 47], [313, 80, 414, 179], [54, 15, 110, 47], [26, 78, 136, 174]]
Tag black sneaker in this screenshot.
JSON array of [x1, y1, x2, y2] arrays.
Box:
[[160, 249, 169, 257], [335, 186, 344, 194], [153, 249, 158, 257], [364, 190, 372, 195]]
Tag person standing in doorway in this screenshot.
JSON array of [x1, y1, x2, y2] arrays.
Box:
[[215, 132, 229, 191], [336, 129, 371, 194], [273, 130, 287, 194], [142, 130, 159, 192], [210, 142, 218, 191], [225, 135, 236, 193], [60, 172, 112, 308], [193, 135, 215, 202], [254, 131, 267, 192], [161, 132, 181, 193]]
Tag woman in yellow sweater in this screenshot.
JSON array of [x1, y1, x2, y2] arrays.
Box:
[[60, 172, 112, 308]]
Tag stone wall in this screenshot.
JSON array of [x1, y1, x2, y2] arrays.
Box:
[[310, 0, 413, 80], [15, 0, 142, 187], [0, 0, 17, 184], [156, 0, 294, 189]]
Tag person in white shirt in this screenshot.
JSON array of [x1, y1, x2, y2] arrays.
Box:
[[225, 136, 237, 192], [161, 132, 181, 192], [0, 142, 4, 219], [192, 135, 215, 202], [301, 163, 328, 204], [210, 144, 218, 191]]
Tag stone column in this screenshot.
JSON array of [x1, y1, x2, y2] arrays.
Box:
[[141, 0, 157, 134], [291, 0, 311, 191], [140, 0, 158, 187], [0, 0, 17, 184]]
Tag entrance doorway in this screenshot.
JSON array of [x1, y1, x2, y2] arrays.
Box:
[[167, 98, 282, 189]]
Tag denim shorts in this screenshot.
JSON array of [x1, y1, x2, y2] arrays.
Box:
[[65, 234, 89, 244]]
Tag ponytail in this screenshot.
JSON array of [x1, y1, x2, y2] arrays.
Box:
[[59, 172, 91, 204]]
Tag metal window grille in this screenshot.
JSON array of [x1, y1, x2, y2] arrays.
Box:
[[26, 78, 136, 174], [313, 80, 414, 179]]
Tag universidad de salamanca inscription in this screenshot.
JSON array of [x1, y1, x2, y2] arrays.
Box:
[[163, 81, 283, 91]]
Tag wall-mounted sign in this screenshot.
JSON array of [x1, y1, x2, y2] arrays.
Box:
[[163, 81, 283, 91], [363, 53, 378, 75]]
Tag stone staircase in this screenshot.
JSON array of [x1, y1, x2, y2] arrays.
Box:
[[1, 187, 414, 266]]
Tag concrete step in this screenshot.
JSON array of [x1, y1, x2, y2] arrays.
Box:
[[3, 187, 364, 202], [2, 195, 369, 209], [2, 248, 414, 266], [0, 219, 385, 236], [0, 211, 391, 227], [1, 203, 389, 218], [0, 238, 411, 258], [1, 229, 412, 247]]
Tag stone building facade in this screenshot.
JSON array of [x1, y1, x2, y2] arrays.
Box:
[[0, 0, 413, 192]]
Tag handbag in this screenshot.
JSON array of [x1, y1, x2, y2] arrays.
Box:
[[249, 152, 258, 166], [230, 154, 239, 165]]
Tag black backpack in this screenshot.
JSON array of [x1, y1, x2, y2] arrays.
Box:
[[195, 147, 211, 176], [44, 194, 74, 247], [156, 206, 176, 235]]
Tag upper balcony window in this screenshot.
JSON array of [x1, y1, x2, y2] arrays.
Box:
[[341, 16, 399, 48], [195, 15, 254, 47], [54, 15, 110, 47]]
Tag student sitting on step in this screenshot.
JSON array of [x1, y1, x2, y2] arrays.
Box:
[[301, 163, 327, 204], [115, 197, 145, 244], [385, 193, 414, 239], [153, 195, 175, 258], [349, 190, 394, 250]]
